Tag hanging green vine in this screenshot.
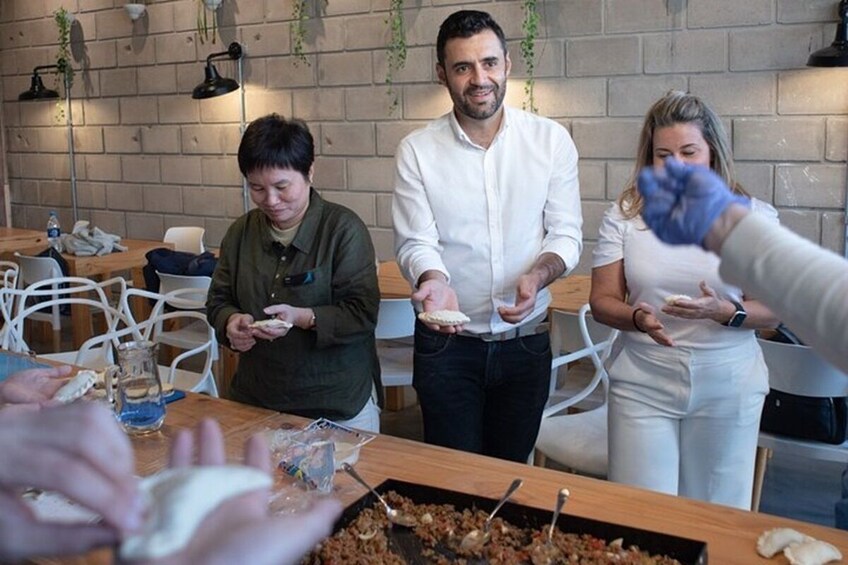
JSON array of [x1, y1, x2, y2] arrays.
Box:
[[385, 0, 406, 114], [197, 0, 219, 45], [291, 0, 310, 66], [520, 0, 540, 113], [53, 7, 74, 123]]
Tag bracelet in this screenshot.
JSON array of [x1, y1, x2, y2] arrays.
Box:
[[632, 307, 648, 333]]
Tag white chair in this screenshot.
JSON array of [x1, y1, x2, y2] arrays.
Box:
[[533, 304, 619, 478], [0, 261, 19, 316], [153, 271, 218, 371], [375, 298, 416, 408], [119, 286, 219, 396], [163, 226, 205, 254], [14, 253, 64, 350], [0, 276, 129, 369], [751, 338, 848, 511]]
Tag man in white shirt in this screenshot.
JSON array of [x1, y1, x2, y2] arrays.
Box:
[[392, 10, 583, 462]]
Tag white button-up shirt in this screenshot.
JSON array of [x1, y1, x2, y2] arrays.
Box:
[[392, 106, 583, 335]]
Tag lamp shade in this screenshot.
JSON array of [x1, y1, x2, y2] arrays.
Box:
[[19, 73, 60, 101], [808, 0, 848, 67], [191, 63, 239, 99]]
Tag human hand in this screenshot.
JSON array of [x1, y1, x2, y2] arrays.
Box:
[[633, 302, 674, 347], [661, 281, 730, 324], [127, 419, 341, 565], [412, 278, 462, 333], [637, 158, 750, 248], [0, 402, 143, 562], [0, 365, 72, 405], [258, 304, 310, 335], [498, 274, 539, 324], [226, 313, 256, 352]]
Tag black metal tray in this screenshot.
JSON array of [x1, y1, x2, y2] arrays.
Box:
[[336, 479, 708, 564]]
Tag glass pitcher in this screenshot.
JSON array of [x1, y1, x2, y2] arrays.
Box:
[[106, 340, 165, 434]]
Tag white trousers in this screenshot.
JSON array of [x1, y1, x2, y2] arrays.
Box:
[[607, 336, 768, 509], [337, 388, 381, 433]]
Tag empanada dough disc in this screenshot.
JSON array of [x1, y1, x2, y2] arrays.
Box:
[[120, 465, 271, 560]]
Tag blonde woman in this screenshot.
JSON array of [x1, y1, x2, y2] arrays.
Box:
[[590, 91, 779, 509]]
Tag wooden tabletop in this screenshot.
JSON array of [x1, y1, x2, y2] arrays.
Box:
[[379, 260, 591, 315], [39, 393, 848, 564], [0, 227, 46, 253]]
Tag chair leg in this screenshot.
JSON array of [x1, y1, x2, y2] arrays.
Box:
[[533, 449, 547, 468], [384, 386, 405, 411], [751, 446, 771, 512]]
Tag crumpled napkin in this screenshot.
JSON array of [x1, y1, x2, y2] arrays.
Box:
[[59, 220, 128, 256]]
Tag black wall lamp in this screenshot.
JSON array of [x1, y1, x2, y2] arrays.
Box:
[[18, 64, 61, 101], [191, 42, 244, 99], [191, 42, 250, 213], [18, 64, 79, 222]]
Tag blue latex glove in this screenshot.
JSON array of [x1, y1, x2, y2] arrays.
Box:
[[637, 158, 750, 247]]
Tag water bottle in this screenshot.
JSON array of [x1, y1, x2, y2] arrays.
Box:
[[46, 211, 61, 251]]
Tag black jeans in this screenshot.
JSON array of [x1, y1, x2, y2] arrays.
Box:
[[412, 320, 551, 463]]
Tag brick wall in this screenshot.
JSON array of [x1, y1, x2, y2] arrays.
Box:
[[1, 0, 846, 271]]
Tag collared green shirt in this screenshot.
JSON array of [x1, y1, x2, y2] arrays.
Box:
[[207, 189, 381, 419]]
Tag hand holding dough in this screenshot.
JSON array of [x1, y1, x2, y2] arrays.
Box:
[[120, 465, 271, 560], [417, 310, 470, 326]]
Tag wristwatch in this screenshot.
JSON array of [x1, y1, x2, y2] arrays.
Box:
[[724, 300, 747, 327]]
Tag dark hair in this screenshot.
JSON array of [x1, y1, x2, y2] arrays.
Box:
[[237, 114, 314, 178], [436, 10, 507, 67]]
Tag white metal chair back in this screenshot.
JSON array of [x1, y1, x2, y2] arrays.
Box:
[[0, 276, 129, 369], [163, 227, 205, 254], [155, 271, 211, 307], [0, 260, 19, 290], [533, 303, 619, 477], [14, 253, 64, 331], [118, 286, 219, 396], [375, 298, 416, 390], [751, 338, 848, 511]]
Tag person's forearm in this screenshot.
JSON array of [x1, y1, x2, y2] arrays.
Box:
[[527, 252, 566, 290], [703, 203, 750, 254], [590, 295, 643, 332], [417, 269, 448, 287]]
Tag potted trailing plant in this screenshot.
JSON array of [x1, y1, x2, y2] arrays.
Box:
[[385, 0, 406, 114], [197, 0, 222, 44], [520, 0, 540, 113], [291, 0, 310, 66], [53, 7, 74, 122]]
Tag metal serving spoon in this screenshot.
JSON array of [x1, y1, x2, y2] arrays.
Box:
[[546, 488, 570, 545], [460, 478, 523, 551], [342, 463, 417, 528]]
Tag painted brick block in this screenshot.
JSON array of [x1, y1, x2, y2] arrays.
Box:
[[607, 161, 634, 199], [313, 156, 346, 190], [777, 0, 837, 23], [346, 86, 397, 121], [730, 25, 822, 71], [245, 90, 293, 121], [689, 0, 772, 28], [376, 193, 392, 228], [242, 22, 291, 58], [645, 31, 727, 74], [154, 34, 197, 64], [734, 118, 825, 161], [321, 123, 375, 156], [822, 211, 846, 256], [198, 93, 242, 124], [606, 0, 684, 33], [180, 124, 239, 155], [735, 163, 774, 204], [106, 183, 144, 211], [348, 157, 395, 192], [778, 208, 821, 243], [137, 65, 177, 96], [143, 184, 183, 214], [83, 99, 120, 126], [37, 128, 68, 153], [581, 199, 611, 241], [403, 84, 452, 120], [318, 52, 373, 86], [90, 210, 128, 237], [85, 154, 122, 182], [104, 126, 142, 154], [344, 14, 390, 50], [572, 119, 642, 159], [544, 0, 603, 37], [578, 160, 606, 200], [158, 96, 200, 125], [371, 228, 394, 261], [267, 57, 318, 89], [201, 156, 242, 186], [373, 46, 434, 85], [161, 156, 202, 185], [76, 181, 107, 209], [117, 37, 157, 67], [377, 122, 423, 156], [826, 117, 848, 162], [125, 213, 165, 240], [18, 154, 56, 180], [609, 75, 687, 117], [298, 18, 346, 54], [293, 89, 345, 121], [779, 69, 848, 115], [690, 73, 776, 115], [183, 186, 229, 216], [95, 9, 131, 41], [40, 181, 73, 207], [141, 125, 181, 154], [508, 38, 563, 79], [776, 164, 846, 208], [122, 155, 160, 183], [566, 36, 641, 77], [322, 190, 375, 224], [120, 97, 159, 126]]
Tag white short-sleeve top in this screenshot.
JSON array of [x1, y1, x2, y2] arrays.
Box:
[[592, 198, 779, 349]]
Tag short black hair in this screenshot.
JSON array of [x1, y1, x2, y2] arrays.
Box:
[[237, 114, 314, 178], [436, 10, 507, 67]]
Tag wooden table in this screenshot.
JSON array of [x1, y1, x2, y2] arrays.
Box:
[[379, 260, 591, 315], [9, 239, 172, 348], [45, 393, 848, 564], [0, 227, 46, 253]]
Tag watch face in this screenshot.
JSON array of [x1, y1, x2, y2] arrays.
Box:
[[728, 311, 747, 327]]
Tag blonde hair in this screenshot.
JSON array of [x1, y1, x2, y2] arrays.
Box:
[[619, 90, 748, 219]]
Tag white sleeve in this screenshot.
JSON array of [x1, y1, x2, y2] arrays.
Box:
[[391, 137, 449, 285], [540, 129, 583, 275], [720, 213, 848, 373], [592, 202, 627, 268]]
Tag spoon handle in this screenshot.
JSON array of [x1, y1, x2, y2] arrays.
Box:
[[486, 478, 523, 525], [547, 488, 570, 544], [342, 463, 391, 512]]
